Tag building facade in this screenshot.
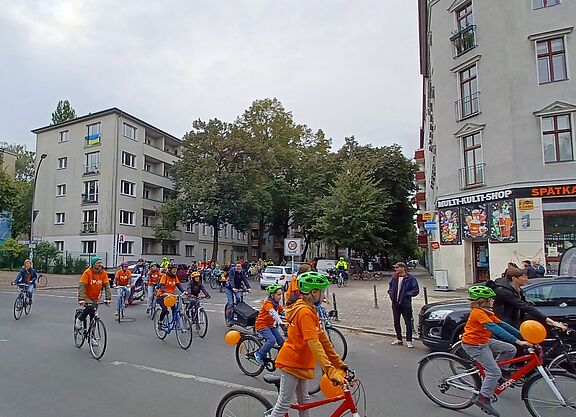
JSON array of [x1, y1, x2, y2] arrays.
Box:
[[31, 108, 248, 267], [417, 0, 576, 288], [0, 147, 17, 178]]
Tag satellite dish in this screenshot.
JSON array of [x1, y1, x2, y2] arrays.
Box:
[[559, 246, 576, 276]]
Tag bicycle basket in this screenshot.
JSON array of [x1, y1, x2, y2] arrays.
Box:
[[233, 301, 258, 327]]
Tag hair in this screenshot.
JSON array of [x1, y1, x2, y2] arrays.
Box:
[[505, 266, 527, 280], [298, 264, 312, 275], [470, 298, 492, 309], [507, 262, 518, 268], [523, 259, 532, 265], [24, 259, 32, 265]]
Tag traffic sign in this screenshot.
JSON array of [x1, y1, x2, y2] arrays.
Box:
[[431, 241, 440, 250], [424, 221, 437, 231], [284, 238, 303, 256], [118, 234, 125, 244]]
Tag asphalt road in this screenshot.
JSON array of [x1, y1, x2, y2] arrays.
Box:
[[0, 288, 522, 417]]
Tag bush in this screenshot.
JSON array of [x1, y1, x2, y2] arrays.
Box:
[[52, 255, 65, 274], [32, 241, 60, 272], [0, 238, 28, 269]]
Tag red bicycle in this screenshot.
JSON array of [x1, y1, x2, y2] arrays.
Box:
[[417, 346, 576, 417], [215, 369, 366, 417]]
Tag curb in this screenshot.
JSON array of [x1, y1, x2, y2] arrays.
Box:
[[333, 323, 421, 340]]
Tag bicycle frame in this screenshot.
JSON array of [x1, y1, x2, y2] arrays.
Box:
[[161, 298, 185, 333], [289, 384, 360, 416]]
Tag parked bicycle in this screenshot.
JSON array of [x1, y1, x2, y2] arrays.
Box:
[[74, 302, 109, 360], [115, 285, 130, 323], [417, 346, 576, 417], [154, 294, 193, 350], [12, 283, 32, 320], [183, 295, 209, 338], [36, 272, 48, 288]]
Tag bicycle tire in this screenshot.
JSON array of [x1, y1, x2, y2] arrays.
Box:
[[374, 272, 384, 281], [215, 389, 272, 417], [89, 318, 107, 360], [176, 314, 193, 350], [235, 335, 265, 377], [209, 278, 219, 290], [196, 308, 208, 338], [417, 352, 480, 410], [74, 310, 85, 348], [13, 293, 23, 320], [522, 369, 576, 417], [37, 274, 48, 288], [154, 313, 169, 340], [326, 326, 348, 361], [308, 363, 323, 395], [449, 340, 473, 363], [24, 295, 31, 315], [549, 351, 576, 374]]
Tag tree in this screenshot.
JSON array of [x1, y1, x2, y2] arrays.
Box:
[[0, 238, 28, 269], [32, 241, 60, 272], [51, 100, 77, 125], [0, 169, 18, 213]]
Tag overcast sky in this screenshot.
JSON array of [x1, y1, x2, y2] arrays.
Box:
[[0, 1, 421, 157]]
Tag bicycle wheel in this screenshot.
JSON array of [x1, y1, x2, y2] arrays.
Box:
[[215, 389, 273, 417], [176, 315, 193, 350], [37, 274, 48, 288], [13, 294, 24, 320], [74, 310, 85, 348], [195, 308, 208, 338], [88, 318, 107, 360], [209, 278, 219, 290], [235, 335, 265, 377], [154, 312, 169, 340], [549, 351, 576, 374], [523, 369, 576, 417], [449, 340, 473, 362], [326, 326, 348, 361], [308, 363, 323, 395], [24, 295, 31, 315], [417, 353, 480, 410], [374, 272, 384, 280]]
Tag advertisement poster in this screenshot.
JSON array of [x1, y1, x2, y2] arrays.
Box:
[[439, 208, 461, 245], [0, 211, 12, 243], [462, 204, 489, 239], [489, 200, 516, 242]]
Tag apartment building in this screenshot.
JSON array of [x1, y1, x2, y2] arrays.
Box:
[[31, 108, 248, 267], [417, 0, 576, 288]]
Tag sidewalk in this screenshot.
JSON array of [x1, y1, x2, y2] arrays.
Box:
[[0, 271, 79, 289]]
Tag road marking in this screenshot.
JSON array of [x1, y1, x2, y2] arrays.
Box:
[[0, 339, 8, 342], [109, 361, 276, 396]]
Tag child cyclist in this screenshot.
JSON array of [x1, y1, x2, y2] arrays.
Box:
[[254, 284, 285, 365], [267, 271, 347, 417], [146, 262, 161, 315], [462, 285, 532, 417]]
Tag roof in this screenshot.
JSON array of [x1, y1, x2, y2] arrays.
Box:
[[31, 107, 181, 142]]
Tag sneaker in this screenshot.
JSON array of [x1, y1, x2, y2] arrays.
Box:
[[90, 338, 99, 348], [390, 340, 403, 346], [74, 320, 83, 330], [254, 351, 265, 366], [406, 341, 414, 348], [157, 323, 164, 332], [28, 298, 33, 305], [474, 394, 500, 417], [146, 308, 150, 315]]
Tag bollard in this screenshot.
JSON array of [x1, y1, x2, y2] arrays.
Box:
[[373, 285, 379, 309], [331, 292, 339, 321], [424, 286, 428, 305]]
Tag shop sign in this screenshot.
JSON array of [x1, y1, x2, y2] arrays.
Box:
[[422, 211, 434, 221], [424, 221, 437, 231], [548, 246, 558, 257], [431, 241, 440, 250], [518, 184, 576, 198], [439, 208, 461, 245], [437, 189, 514, 208], [519, 199, 534, 211]]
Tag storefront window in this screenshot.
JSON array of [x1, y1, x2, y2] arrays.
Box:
[[543, 199, 576, 274]]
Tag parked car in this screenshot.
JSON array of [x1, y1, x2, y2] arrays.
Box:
[[260, 266, 293, 290], [176, 264, 190, 282], [418, 277, 576, 351]]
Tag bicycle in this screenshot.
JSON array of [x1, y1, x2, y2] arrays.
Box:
[[12, 283, 32, 320], [74, 302, 109, 360], [215, 369, 367, 417], [224, 288, 252, 327], [183, 295, 209, 338], [235, 326, 285, 377], [36, 272, 48, 288], [417, 346, 576, 417], [115, 285, 130, 323], [318, 304, 348, 360], [336, 270, 346, 288], [154, 294, 193, 350]]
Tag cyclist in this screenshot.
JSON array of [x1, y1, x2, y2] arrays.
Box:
[[185, 270, 211, 318], [255, 284, 285, 365], [461, 285, 532, 417], [14, 259, 37, 305], [75, 257, 111, 330], [146, 262, 161, 314], [285, 263, 311, 305], [133, 258, 147, 277], [160, 256, 170, 272], [335, 256, 348, 284], [225, 262, 251, 327], [156, 264, 186, 331], [114, 262, 132, 311], [267, 271, 347, 417]]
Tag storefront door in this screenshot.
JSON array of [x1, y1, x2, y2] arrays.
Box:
[[473, 241, 490, 282]]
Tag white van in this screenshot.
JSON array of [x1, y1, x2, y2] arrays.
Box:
[[316, 259, 337, 274]]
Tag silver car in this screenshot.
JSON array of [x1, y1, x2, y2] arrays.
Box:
[[259, 266, 293, 290]]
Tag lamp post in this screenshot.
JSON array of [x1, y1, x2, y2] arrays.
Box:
[[29, 153, 47, 259]]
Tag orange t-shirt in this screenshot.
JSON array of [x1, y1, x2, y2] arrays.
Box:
[[147, 270, 161, 286], [462, 307, 501, 345], [115, 269, 131, 286], [156, 273, 180, 296], [285, 275, 299, 303], [80, 268, 109, 302], [255, 298, 284, 331], [275, 305, 320, 371]]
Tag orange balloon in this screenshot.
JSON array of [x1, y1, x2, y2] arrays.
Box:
[[164, 294, 177, 307], [320, 371, 345, 398], [225, 330, 241, 346], [520, 320, 547, 344]]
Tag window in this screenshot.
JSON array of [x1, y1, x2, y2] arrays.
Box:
[[533, 0, 560, 9], [142, 212, 154, 227], [81, 240, 96, 254], [186, 222, 195, 233], [185, 245, 195, 257], [55, 212, 66, 224], [57, 157, 68, 169], [122, 151, 136, 168], [120, 180, 136, 197], [541, 114, 574, 163], [461, 133, 484, 188], [211, 227, 215, 237], [58, 130, 69, 143], [56, 184, 67, 196], [119, 241, 134, 255], [85, 123, 101, 146], [202, 224, 208, 235], [163, 167, 170, 177], [537, 37, 567, 84], [142, 241, 151, 255], [123, 122, 137, 140], [83, 180, 99, 203], [54, 241, 64, 252], [119, 210, 135, 226], [85, 151, 100, 174], [224, 224, 228, 238], [456, 2, 473, 30], [142, 188, 151, 200], [457, 64, 479, 120], [162, 242, 178, 255], [144, 163, 151, 172], [202, 248, 207, 262], [82, 210, 97, 233]]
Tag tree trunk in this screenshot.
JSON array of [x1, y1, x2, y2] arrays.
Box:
[[301, 231, 310, 261], [211, 219, 219, 263], [258, 217, 265, 260]]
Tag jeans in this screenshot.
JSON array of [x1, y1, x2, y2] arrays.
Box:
[[392, 303, 414, 342], [257, 326, 284, 358], [116, 286, 130, 310], [78, 303, 97, 324], [157, 297, 176, 322], [147, 286, 156, 310], [462, 339, 517, 398], [224, 287, 242, 322], [268, 370, 310, 417]]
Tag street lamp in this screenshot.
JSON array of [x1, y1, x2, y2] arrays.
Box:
[[29, 153, 47, 259]]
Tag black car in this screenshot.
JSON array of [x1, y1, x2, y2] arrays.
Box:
[[418, 277, 576, 351]]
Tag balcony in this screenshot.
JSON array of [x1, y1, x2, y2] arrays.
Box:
[[416, 170, 426, 183], [84, 163, 100, 175], [459, 163, 485, 190], [81, 193, 98, 204], [415, 192, 426, 203], [81, 221, 97, 234], [414, 149, 425, 161], [450, 25, 476, 58], [455, 91, 481, 121]]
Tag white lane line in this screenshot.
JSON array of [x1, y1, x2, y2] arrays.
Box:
[[109, 361, 276, 396], [0, 290, 76, 299], [0, 339, 9, 342]]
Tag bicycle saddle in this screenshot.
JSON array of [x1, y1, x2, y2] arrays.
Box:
[[263, 373, 281, 389]]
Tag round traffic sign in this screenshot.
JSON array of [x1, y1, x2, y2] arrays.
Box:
[[287, 240, 298, 250]]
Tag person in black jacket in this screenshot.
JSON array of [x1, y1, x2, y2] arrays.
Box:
[[522, 260, 539, 279], [224, 262, 251, 326], [388, 262, 420, 348], [492, 267, 566, 331]]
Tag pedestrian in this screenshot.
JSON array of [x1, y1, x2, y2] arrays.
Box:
[[522, 260, 538, 279], [387, 262, 419, 348], [533, 259, 545, 277]]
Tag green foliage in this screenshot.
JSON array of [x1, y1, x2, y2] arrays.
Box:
[[0, 169, 18, 213], [32, 241, 60, 272], [2, 143, 35, 181], [51, 99, 77, 125], [52, 255, 65, 274], [0, 238, 28, 269]]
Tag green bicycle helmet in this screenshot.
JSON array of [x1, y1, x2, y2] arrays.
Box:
[[468, 285, 496, 300], [266, 284, 283, 295], [297, 271, 331, 294]]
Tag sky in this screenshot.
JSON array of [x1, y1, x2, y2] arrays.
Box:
[[0, 0, 421, 157]]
